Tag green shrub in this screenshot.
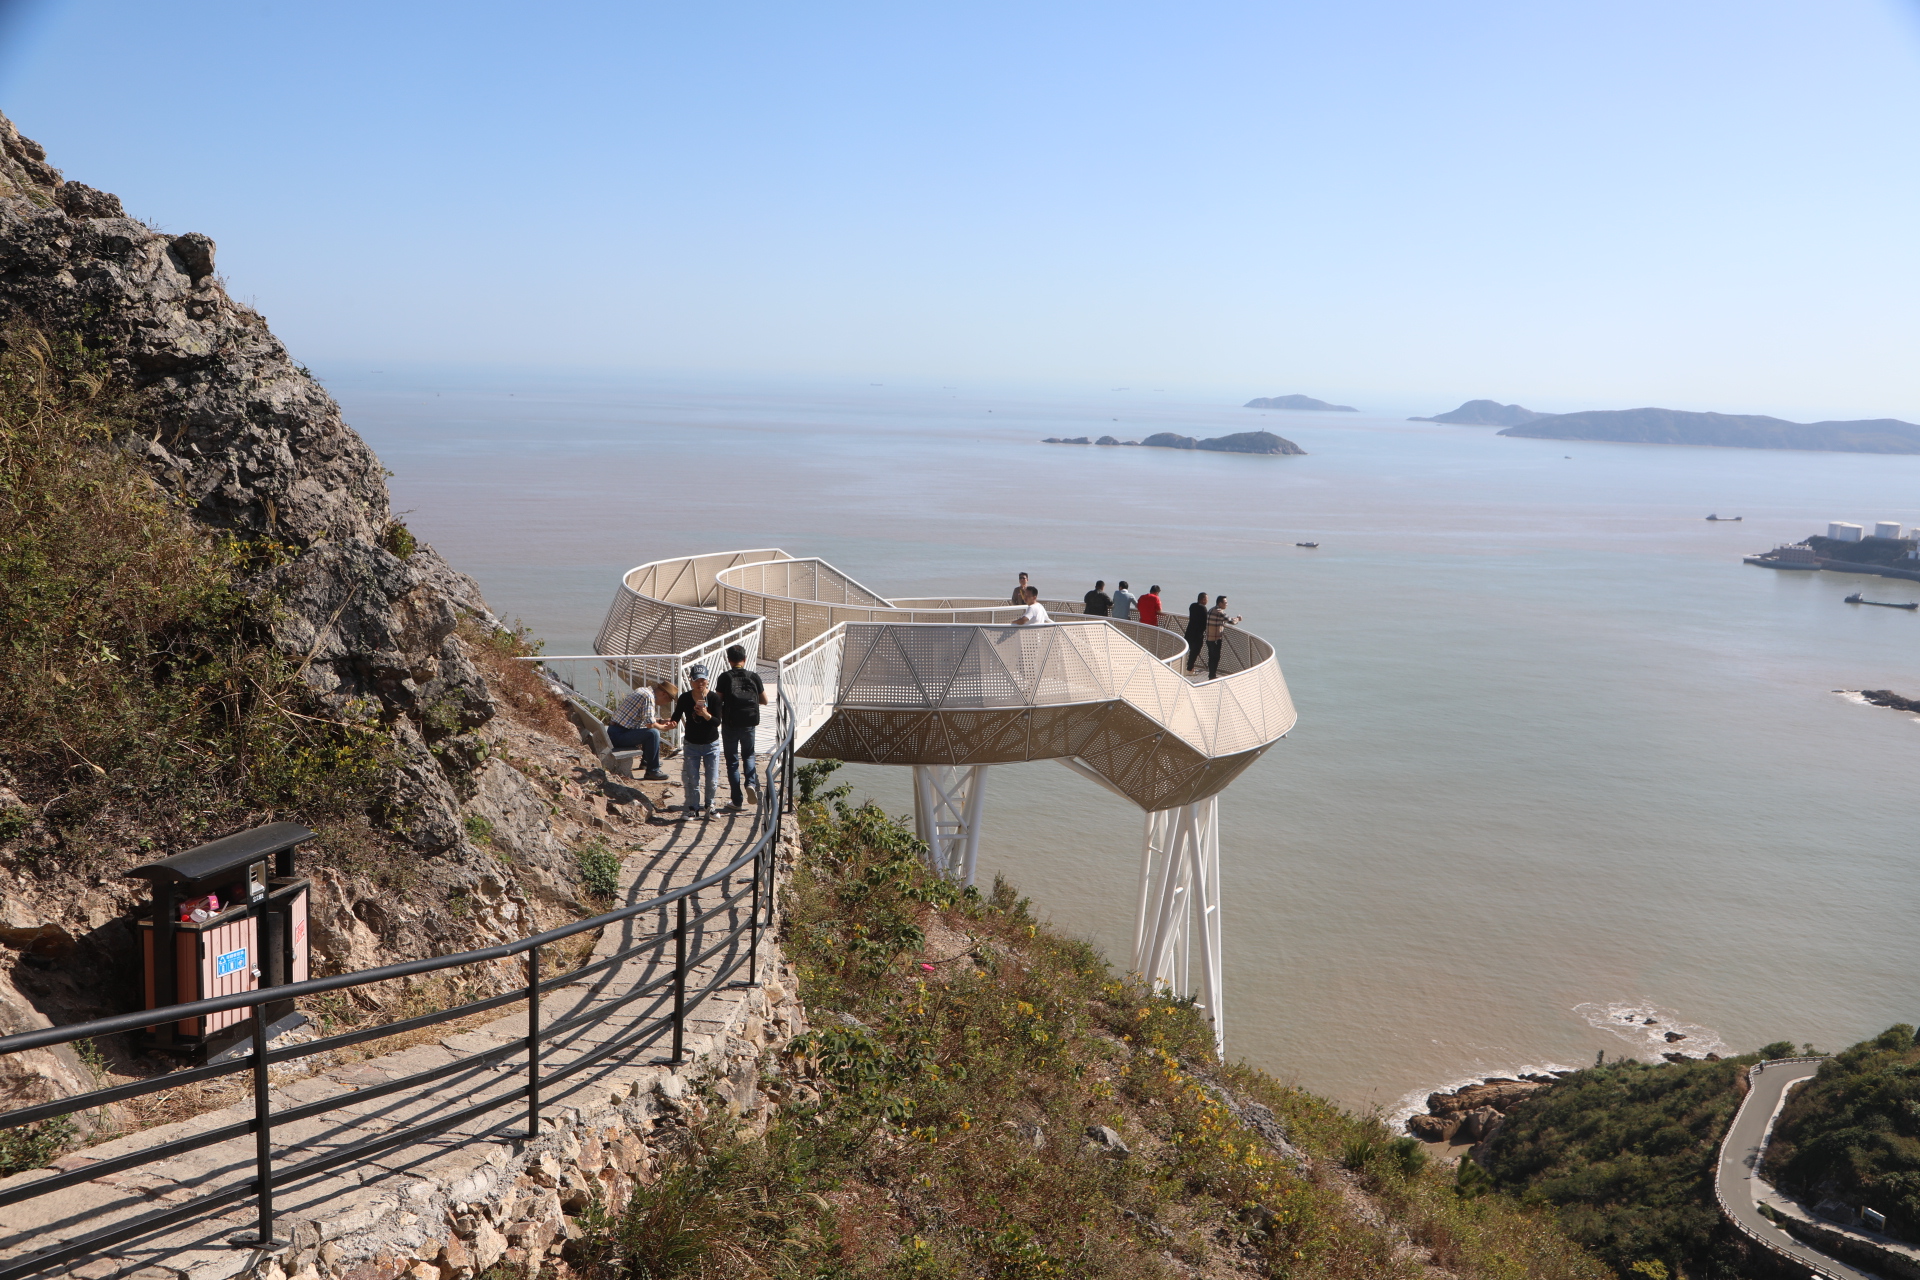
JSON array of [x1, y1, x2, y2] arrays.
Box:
[[566, 802, 1604, 1280], [576, 839, 622, 901], [0, 1118, 74, 1176], [1479, 1053, 1777, 1277], [382, 521, 417, 559], [794, 757, 851, 806], [1765, 1024, 1920, 1240]]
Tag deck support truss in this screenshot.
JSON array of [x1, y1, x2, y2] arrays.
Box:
[[912, 764, 989, 887], [1133, 798, 1225, 1054]]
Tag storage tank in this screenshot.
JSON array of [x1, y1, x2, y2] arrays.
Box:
[[1874, 522, 1903, 540], [1828, 522, 1864, 542]]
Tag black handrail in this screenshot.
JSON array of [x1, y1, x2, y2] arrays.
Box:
[[0, 705, 795, 1280]]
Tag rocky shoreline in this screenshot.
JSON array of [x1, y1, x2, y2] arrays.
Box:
[[1403, 1074, 1565, 1149], [1405, 1047, 1729, 1151]]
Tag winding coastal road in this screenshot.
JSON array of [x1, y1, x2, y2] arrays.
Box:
[[1716, 1058, 1877, 1280]]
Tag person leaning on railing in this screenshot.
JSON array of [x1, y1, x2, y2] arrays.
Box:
[[1184, 591, 1210, 672], [1012, 585, 1051, 625], [1205, 595, 1243, 680], [607, 684, 672, 780]]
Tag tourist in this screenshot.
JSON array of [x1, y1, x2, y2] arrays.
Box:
[[670, 665, 724, 818], [1009, 571, 1031, 605], [1012, 585, 1051, 626], [1137, 585, 1163, 629], [1083, 580, 1113, 617], [1184, 592, 1209, 672], [605, 681, 670, 781], [1111, 580, 1137, 623], [715, 643, 768, 812], [651, 677, 679, 757], [1205, 595, 1243, 680]]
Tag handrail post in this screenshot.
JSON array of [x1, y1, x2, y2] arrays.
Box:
[[749, 833, 763, 982], [526, 945, 542, 1136], [228, 1002, 286, 1250], [671, 895, 687, 1064]]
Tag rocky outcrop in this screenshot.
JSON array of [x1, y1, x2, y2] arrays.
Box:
[[1426, 1078, 1548, 1116], [1405, 1076, 1557, 1146], [0, 109, 642, 1098]]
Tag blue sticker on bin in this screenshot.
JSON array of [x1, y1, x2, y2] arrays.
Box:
[[215, 948, 247, 977]]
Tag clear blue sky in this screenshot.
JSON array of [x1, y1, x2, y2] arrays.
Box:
[[3, 0, 1919, 417]]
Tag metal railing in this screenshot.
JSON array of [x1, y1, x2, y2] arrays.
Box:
[[0, 712, 794, 1280]]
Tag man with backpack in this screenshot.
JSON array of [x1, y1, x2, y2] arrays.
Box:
[[715, 644, 769, 812]]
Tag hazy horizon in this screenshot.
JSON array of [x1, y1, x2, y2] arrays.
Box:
[[5, 1, 1920, 421]]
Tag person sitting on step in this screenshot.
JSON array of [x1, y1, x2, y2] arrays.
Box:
[[606, 682, 671, 781]]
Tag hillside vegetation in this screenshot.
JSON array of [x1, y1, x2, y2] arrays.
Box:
[[0, 327, 392, 860], [571, 788, 1605, 1278], [1477, 1048, 1797, 1279], [1764, 1024, 1920, 1241]]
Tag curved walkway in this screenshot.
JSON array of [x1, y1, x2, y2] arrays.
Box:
[[1716, 1057, 1875, 1280], [594, 549, 1297, 811]]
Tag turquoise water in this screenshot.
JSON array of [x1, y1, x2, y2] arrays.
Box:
[[339, 371, 1920, 1114]]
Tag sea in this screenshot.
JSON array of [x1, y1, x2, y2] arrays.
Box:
[[333, 369, 1920, 1119]]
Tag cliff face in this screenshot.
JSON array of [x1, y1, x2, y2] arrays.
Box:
[[0, 110, 638, 1109], [0, 110, 501, 844]]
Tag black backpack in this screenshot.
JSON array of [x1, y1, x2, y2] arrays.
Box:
[[716, 668, 762, 725]]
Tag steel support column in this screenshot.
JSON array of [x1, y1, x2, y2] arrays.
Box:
[[911, 764, 989, 886], [1133, 797, 1224, 1054]]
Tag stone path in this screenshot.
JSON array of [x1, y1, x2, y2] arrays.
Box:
[[0, 800, 800, 1280]]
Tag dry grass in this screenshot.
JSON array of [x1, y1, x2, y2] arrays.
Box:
[[460, 617, 574, 740]]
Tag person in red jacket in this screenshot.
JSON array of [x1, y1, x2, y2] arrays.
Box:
[[1136, 585, 1163, 628]]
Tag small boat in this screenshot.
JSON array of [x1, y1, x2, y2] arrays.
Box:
[[1844, 593, 1918, 610], [1706, 514, 1743, 522], [1295, 541, 1319, 548]]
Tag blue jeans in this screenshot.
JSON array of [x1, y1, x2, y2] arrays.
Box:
[[682, 740, 720, 813], [723, 724, 758, 807], [606, 723, 661, 772]]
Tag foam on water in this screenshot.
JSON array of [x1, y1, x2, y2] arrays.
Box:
[[1574, 1001, 1730, 1061]]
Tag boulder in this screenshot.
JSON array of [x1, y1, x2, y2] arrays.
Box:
[[1457, 1105, 1504, 1145], [1427, 1080, 1547, 1116], [1406, 1113, 1460, 1143]]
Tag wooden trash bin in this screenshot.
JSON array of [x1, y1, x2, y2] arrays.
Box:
[[128, 822, 314, 1061]]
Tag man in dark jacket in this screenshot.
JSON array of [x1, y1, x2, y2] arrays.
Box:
[[714, 644, 768, 812], [670, 665, 725, 818], [1184, 592, 1209, 673], [1083, 580, 1113, 617]]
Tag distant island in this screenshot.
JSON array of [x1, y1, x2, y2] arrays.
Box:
[[1042, 430, 1304, 456], [1499, 408, 1920, 454], [1407, 398, 1920, 453], [1244, 394, 1356, 412], [1410, 399, 1542, 427]]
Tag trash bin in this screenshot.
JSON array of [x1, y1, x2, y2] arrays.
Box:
[[128, 822, 314, 1060]]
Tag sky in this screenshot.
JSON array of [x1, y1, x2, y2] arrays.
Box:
[[2, 0, 1919, 417]]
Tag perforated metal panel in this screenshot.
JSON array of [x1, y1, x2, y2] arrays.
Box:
[[596, 551, 1296, 808]]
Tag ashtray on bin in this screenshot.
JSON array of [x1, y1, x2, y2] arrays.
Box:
[[127, 822, 315, 1062]]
